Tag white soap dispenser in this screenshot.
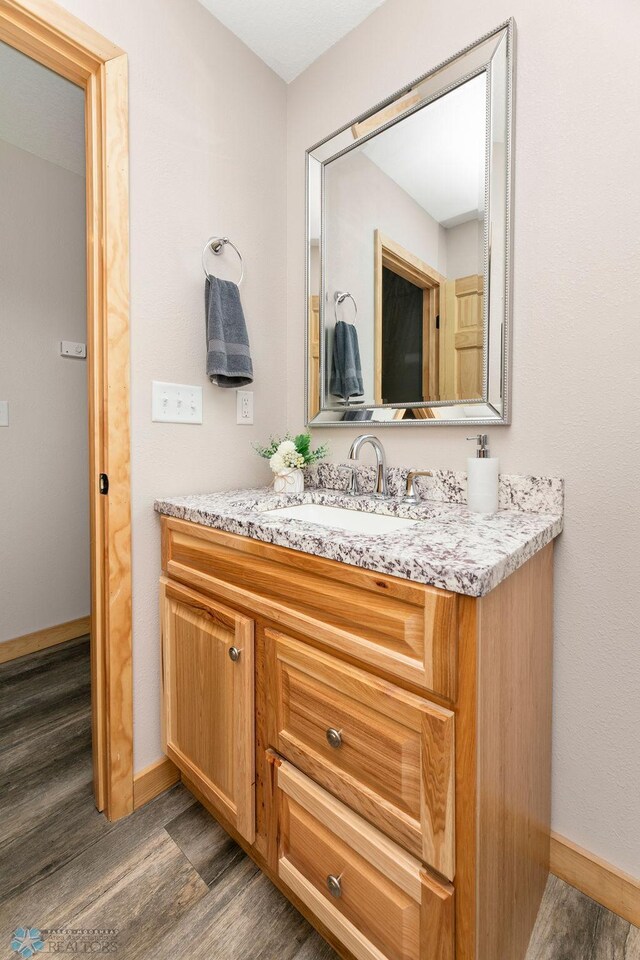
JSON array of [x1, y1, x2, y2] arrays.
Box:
[[466, 434, 499, 514]]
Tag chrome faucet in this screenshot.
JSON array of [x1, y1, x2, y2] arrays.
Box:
[[348, 434, 388, 499]]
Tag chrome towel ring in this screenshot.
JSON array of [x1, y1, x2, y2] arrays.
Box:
[[202, 236, 244, 285], [334, 290, 357, 324]]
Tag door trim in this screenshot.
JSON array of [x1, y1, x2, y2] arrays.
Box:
[[0, 0, 133, 819]]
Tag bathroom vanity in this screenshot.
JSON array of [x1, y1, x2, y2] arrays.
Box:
[[155, 467, 563, 960]]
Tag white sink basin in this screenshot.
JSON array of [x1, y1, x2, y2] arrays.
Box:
[[262, 503, 418, 535]]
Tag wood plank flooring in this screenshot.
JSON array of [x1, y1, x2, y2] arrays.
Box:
[[1, 638, 638, 959]]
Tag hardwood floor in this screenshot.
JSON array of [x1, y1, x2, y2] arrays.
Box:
[[1, 638, 638, 959]]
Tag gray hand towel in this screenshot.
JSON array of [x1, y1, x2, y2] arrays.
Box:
[[205, 275, 253, 388], [342, 409, 373, 421], [330, 320, 363, 400]]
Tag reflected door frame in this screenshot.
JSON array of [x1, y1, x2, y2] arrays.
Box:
[[373, 230, 446, 405], [0, 0, 133, 820]]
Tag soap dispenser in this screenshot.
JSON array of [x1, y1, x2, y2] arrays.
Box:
[[466, 434, 499, 514]]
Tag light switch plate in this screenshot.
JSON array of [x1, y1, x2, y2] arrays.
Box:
[[236, 390, 254, 425], [152, 381, 203, 424], [60, 340, 87, 358], [0, 400, 8, 426]]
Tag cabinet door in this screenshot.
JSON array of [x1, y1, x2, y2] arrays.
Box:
[[160, 576, 255, 842]]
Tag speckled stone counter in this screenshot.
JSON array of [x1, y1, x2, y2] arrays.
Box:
[[154, 466, 563, 597]]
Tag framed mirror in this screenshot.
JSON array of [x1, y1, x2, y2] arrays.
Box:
[[306, 20, 514, 426]]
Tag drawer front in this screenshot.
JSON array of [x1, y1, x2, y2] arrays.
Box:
[[267, 630, 455, 880], [161, 516, 457, 700], [277, 759, 454, 960]]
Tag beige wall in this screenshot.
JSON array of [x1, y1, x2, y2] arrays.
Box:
[[286, 0, 640, 876], [0, 139, 89, 644], [53, 0, 287, 770]]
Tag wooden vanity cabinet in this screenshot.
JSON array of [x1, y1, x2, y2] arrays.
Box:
[[159, 516, 554, 960]]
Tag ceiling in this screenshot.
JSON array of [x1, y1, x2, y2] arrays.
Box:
[[0, 40, 85, 176], [196, 0, 387, 82], [362, 74, 487, 227]]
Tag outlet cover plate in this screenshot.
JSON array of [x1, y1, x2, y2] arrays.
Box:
[[236, 390, 254, 425]]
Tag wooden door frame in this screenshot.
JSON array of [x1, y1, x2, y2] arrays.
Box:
[[0, 0, 133, 819], [373, 230, 446, 405]]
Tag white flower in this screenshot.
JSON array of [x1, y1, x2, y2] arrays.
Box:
[[269, 452, 285, 474], [278, 440, 296, 455], [283, 450, 305, 469]]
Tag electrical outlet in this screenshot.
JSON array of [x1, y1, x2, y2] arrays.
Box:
[[236, 390, 254, 425], [151, 381, 203, 424]]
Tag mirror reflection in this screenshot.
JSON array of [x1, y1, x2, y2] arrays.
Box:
[[306, 22, 512, 426], [324, 73, 485, 409]]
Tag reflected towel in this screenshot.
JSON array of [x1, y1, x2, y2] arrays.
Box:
[[342, 409, 372, 421], [330, 320, 363, 400], [205, 275, 253, 388]]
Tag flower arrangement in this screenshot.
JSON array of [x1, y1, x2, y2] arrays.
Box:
[[254, 433, 328, 493], [254, 433, 328, 474]]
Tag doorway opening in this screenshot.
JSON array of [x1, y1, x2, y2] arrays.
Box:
[[374, 230, 444, 405], [0, 0, 133, 820]]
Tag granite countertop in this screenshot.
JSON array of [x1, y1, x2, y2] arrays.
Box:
[[154, 465, 563, 597]]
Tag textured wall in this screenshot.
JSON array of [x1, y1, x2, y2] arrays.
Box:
[[53, 0, 287, 770], [286, 0, 640, 875], [0, 140, 89, 643]]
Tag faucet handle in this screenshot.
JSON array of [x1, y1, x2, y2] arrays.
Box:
[[346, 464, 359, 496], [403, 470, 433, 505]]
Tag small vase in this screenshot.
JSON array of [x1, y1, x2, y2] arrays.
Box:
[[273, 468, 304, 495]]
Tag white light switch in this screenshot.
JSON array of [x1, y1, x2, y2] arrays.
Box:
[[0, 400, 8, 426], [236, 390, 253, 425], [152, 381, 203, 424], [60, 340, 86, 358]]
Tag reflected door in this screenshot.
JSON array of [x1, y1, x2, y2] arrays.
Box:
[[440, 275, 484, 400], [381, 268, 423, 403]]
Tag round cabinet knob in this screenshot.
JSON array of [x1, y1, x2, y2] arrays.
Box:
[[326, 875, 342, 899], [228, 646, 241, 662], [326, 728, 342, 749]]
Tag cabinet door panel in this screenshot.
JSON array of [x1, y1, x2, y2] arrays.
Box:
[[160, 576, 255, 842]]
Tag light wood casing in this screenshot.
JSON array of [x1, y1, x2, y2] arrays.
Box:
[[0, 0, 133, 821]]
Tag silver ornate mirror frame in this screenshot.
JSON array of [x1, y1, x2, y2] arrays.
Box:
[[305, 19, 515, 427]]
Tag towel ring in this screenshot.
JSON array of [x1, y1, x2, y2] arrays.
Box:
[[202, 236, 244, 285], [334, 290, 357, 324]]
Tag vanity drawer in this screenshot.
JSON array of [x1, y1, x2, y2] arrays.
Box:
[[161, 516, 457, 700], [266, 629, 455, 880], [277, 759, 454, 960]]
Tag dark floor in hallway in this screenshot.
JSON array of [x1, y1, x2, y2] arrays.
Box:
[[0, 638, 638, 959]]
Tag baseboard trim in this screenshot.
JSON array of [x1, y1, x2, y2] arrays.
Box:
[[0, 616, 91, 665], [133, 756, 180, 810], [551, 832, 640, 926]]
